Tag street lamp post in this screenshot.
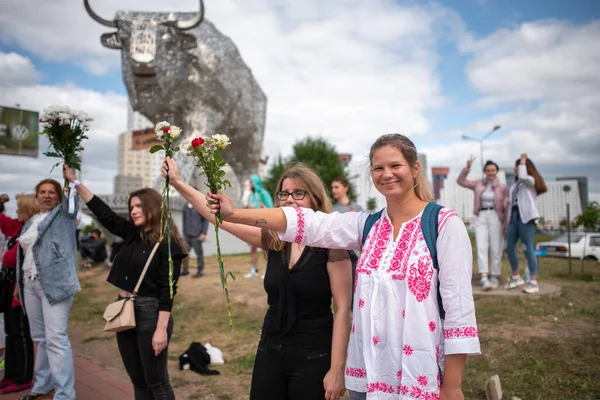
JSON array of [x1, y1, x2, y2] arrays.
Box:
[[462, 125, 501, 177]]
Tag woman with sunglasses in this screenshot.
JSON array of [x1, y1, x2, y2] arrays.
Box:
[[162, 158, 352, 400]]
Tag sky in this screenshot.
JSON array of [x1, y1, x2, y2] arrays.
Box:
[[1, 0, 599, 216]]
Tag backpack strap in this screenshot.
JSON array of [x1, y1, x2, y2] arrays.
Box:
[[421, 202, 445, 319], [361, 210, 383, 248]]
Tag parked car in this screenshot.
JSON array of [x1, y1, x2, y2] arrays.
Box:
[[536, 233, 600, 261]]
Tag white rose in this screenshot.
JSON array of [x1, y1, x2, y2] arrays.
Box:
[[155, 121, 171, 131], [212, 134, 231, 149], [169, 126, 182, 139]]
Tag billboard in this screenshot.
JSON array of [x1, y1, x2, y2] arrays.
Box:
[[0, 106, 39, 157], [131, 127, 162, 150]]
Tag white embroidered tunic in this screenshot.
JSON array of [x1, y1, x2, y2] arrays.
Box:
[[278, 206, 480, 400]]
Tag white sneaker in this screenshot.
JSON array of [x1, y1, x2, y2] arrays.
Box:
[[523, 282, 540, 294], [488, 277, 499, 290], [481, 278, 493, 291], [244, 270, 258, 279], [506, 276, 525, 290]]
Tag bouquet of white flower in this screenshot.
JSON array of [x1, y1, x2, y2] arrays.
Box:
[[150, 121, 183, 298], [187, 134, 235, 330], [39, 105, 92, 213]]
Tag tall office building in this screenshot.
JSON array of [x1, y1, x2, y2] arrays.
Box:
[[115, 130, 163, 191], [431, 167, 449, 201], [556, 176, 588, 212], [536, 180, 583, 226]]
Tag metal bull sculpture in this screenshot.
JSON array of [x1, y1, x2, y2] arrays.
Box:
[[84, 0, 267, 196]]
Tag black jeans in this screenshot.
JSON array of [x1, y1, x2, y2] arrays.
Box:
[[2, 281, 34, 385], [116, 296, 174, 400], [250, 334, 331, 400]]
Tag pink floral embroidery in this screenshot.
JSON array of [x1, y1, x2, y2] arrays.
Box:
[[437, 375, 441, 388], [435, 344, 440, 364], [402, 309, 406, 319], [399, 385, 409, 395], [418, 375, 428, 387], [403, 344, 414, 356], [359, 298, 365, 308], [429, 321, 436, 332], [372, 336, 379, 345], [387, 216, 421, 281], [396, 370, 402, 379], [357, 217, 392, 274], [407, 254, 434, 302], [294, 208, 305, 244], [444, 326, 479, 339], [345, 367, 366, 378], [425, 392, 440, 400], [367, 382, 395, 394], [352, 325, 355, 333], [410, 385, 423, 399], [438, 208, 458, 232]]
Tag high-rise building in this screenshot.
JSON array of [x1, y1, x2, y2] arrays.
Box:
[[556, 176, 588, 212], [431, 167, 449, 201], [116, 130, 162, 190], [127, 104, 153, 131], [536, 180, 583, 226]]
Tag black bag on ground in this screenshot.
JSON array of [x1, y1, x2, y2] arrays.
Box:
[[179, 342, 220, 376]]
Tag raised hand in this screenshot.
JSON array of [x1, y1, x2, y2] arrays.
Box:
[[466, 155, 475, 168], [206, 191, 236, 219], [63, 163, 78, 183], [161, 157, 182, 184]]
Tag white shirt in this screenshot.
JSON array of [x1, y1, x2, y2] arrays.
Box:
[[480, 183, 495, 209], [19, 212, 49, 280], [279, 206, 480, 399]]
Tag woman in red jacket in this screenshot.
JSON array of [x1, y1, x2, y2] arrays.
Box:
[[0, 194, 38, 394]]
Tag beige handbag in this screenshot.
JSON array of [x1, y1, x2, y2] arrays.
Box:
[[103, 242, 160, 333]]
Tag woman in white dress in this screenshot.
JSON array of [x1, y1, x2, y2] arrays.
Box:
[[205, 134, 480, 400]]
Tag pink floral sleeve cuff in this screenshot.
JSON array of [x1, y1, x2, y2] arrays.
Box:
[[278, 207, 302, 243], [444, 326, 481, 355]]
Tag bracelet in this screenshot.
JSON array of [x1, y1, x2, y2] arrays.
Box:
[[69, 180, 81, 188]]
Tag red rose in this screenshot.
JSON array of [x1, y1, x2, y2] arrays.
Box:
[[191, 137, 204, 148], [162, 127, 170, 134]]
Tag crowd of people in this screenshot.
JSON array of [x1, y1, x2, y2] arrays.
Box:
[[0, 132, 547, 399]]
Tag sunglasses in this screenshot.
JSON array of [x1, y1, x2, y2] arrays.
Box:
[[277, 190, 307, 201]]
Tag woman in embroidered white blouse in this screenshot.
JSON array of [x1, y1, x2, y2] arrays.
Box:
[[206, 134, 480, 400]]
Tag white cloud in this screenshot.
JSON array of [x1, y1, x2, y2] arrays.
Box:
[[446, 20, 600, 196], [0, 79, 127, 216], [0, 52, 39, 86]]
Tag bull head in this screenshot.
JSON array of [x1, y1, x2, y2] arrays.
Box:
[[84, 0, 204, 76]]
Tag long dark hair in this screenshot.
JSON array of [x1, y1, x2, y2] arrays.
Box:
[[515, 158, 547, 195], [128, 188, 188, 251]]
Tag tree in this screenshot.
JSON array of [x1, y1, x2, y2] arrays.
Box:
[[367, 197, 377, 211], [574, 201, 600, 231], [264, 137, 353, 202]]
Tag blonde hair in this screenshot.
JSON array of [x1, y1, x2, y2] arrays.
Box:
[[369, 134, 432, 201], [268, 163, 332, 251], [16, 194, 40, 223]]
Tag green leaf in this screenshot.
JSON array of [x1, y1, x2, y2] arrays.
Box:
[[223, 180, 231, 187], [217, 170, 226, 177], [173, 146, 180, 152], [149, 145, 164, 154]]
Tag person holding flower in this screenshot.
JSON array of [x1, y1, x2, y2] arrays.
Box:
[[17, 179, 80, 400], [64, 164, 187, 400], [162, 157, 352, 400], [0, 194, 37, 395], [204, 134, 480, 400]]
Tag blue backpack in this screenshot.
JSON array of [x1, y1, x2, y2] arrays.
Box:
[[360, 202, 446, 319]]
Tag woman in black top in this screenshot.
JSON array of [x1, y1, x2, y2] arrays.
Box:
[[163, 158, 352, 400], [64, 165, 187, 400]]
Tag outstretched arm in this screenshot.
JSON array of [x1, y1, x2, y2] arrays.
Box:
[[162, 158, 263, 248]]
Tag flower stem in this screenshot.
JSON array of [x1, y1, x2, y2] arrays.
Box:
[[215, 213, 234, 331]]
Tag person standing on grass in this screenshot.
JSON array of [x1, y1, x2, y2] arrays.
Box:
[[181, 194, 209, 278], [205, 134, 480, 400], [17, 179, 79, 400], [0, 194, 37, 394], [504, 154, 547, 294], [244, 174, 273, 279], [64, 164, 187, 400], [457, 158, 508, 291], [163, 159, 351, 400]]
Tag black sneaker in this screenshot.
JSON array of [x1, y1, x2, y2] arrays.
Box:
[[180, 270, 190, 276]]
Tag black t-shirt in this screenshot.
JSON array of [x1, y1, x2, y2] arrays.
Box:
[[86, 196, 186, 312], [261, 229, 350, 348]]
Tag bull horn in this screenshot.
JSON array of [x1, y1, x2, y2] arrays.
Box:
[[177, 0, 205, 31], [84, 0, 116, 28]]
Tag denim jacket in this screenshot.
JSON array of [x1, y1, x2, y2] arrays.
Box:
[[17, 194, 81, 306]]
